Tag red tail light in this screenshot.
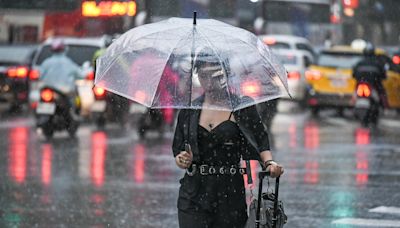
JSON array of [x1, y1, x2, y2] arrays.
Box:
[[41, 89, 54, 102], [357, 83, 371, 97], [93, 87, 106, 99], [263, 37, 276, 46], [393, 55, 400, 65], [241, 81, 261, 97], [7, 66, 29, 78], [288, 71, 301, 80], [29, 69, 40, 80], [86, 71, 95, 80], [305, 70, 322, 80]]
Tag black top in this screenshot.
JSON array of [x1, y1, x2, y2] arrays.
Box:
[[172, 95, 270, 162], [198, 113, 242, 166]]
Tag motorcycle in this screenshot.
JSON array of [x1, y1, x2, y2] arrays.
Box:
[[35, 87, 80, 139], [91, 86, 131, 129], [354, 82, 381, 127]]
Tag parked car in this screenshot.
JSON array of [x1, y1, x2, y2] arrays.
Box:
[[305, 45, 400, 115], [0, 44, 37, 112], [259, 34, 316, 64], [274, 49, 311, 104], [29, 36, 109, 116]]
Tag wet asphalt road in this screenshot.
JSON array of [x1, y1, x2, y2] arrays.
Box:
[[0, 102, 400, 228]]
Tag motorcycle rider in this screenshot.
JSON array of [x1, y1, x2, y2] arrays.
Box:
[[352, 42, 389, 108], [39, 39, 84, 118]]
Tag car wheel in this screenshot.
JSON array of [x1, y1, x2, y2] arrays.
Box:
[[42, 126, 54, 140], [67, 121, 79, 138], [96, 116, 106, 129]]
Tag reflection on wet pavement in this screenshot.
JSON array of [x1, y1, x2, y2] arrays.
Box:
[[0, 111, 399, 227]]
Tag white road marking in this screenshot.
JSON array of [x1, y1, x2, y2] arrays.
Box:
[[332, 218, 400, 227], [369, 206, 400, 215]]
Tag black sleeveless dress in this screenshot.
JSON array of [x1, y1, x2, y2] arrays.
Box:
[[177, 116, 248, 227]]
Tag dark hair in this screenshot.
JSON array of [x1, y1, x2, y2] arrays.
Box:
[[194, 47, 230, 77]]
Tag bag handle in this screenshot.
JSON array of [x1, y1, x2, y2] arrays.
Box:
[[255, 168, 281, 228]]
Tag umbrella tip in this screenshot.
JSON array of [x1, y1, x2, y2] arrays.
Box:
[[193, 11, 197, 25]]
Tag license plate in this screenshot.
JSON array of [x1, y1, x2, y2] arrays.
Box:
[[355, 98, 370, 108], [36, 102, 56, 114], [91, 101, 106, 112], [330, 79, 347, 88], [129, 103, 147, 114]]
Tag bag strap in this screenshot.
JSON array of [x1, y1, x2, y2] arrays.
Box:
[[245, 160, 253, 185]]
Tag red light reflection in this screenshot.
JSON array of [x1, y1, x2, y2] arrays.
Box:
[[8, 127, 28, 184], [289, 122, 297, 148], [355, 151, 369, 186], [133, 144, 145, 183], [91, 132, 107, 187], [304, 161, 319, 184], [355, 128, 370, 145], [244, 160, 258, 190], [41, 144, 53, 186], [304, 121, 319, 149]]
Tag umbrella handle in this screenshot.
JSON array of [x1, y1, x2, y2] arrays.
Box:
[[193, 11, 197, 25], [185, 143, 191, 153]]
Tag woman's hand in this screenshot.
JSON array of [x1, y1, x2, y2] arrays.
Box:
[[265, 160, 284, 178], [175, 150, 193, 169]]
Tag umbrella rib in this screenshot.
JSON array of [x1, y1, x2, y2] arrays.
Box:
[[196, 29, 236, 111], [149, 29, 193, 108], [96, 26, 191, 83], [200, 26, 289, 94]]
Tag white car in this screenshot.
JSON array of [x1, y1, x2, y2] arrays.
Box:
[[258, 34, 316, 64], [274, 49, 310, 102], [29, 36, 109, 117]]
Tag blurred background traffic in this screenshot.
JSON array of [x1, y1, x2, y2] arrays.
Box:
[[0, 0, 399, 134], [1, 0, 400, 227]]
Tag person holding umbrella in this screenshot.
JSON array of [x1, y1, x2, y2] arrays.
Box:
[[172, 47, 284, 228], [94, 15, 290, 228]]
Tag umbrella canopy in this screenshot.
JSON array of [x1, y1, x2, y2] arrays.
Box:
[[95, 17, 289, 111]]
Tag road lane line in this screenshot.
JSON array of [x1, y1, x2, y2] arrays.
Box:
[[332, 218, 400, 227], [369, 206, 400, 215]]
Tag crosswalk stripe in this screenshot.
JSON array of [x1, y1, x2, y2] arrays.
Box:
[[370, 206, 400, 215], [332, 218, 400, 227]]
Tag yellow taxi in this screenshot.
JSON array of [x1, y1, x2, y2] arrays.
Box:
[[304, 45, 400, 115]]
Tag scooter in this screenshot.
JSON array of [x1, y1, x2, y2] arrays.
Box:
[[136, 108, 166, 139], [91, 86, 131, 129], [35, 87, 80, 139], [354, 82, 380, 127]]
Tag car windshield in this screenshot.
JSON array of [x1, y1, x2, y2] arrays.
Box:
[[276, 54, 298, 65], [36, 45, 99, 66], [0, 45, 36, 65], [317, 52, 363, 68]]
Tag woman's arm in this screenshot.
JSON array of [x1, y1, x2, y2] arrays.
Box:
[[259, 150, 284, 177], [237, 102, 284, 177]]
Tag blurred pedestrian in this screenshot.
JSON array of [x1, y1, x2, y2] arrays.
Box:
[[172, 48, 284, 228]]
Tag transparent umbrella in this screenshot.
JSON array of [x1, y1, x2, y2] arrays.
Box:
[[95, 14, 289, 111]]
